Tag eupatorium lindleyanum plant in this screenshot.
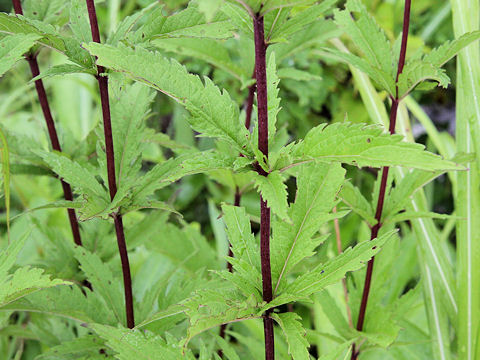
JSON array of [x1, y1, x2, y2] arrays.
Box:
[[0, 0, 478, 359]]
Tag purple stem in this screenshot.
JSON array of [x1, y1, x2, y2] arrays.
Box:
[[85, 0, 134, 329], [12, 0, 82, 247]]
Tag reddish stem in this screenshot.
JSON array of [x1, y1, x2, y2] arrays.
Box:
[[12, 0, 83, 246], [352, 1, 411, 358], [85, 0, 134, 329], [253, 13, 275, 360]]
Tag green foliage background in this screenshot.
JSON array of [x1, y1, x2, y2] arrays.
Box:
[[0, 0, 478, 359]]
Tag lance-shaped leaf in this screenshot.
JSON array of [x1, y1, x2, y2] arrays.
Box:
[[266, 231, 395, 308], [253, 170, 289, 222], [334, 0, 393, 78], [397, 60, 450, 98], [293, 123, 463, 171], [35, 335, 106, 360], [129, 1, 235, 43], [0, 232, 70, 308], [271, 162, 346, 295], [423, 30, 480, 67], [85, 43, 251, 154], [91, 324, 188, 360], [0, 33, 41, 77], [272, 312, 310, 360], [74, 247, 125, 325]]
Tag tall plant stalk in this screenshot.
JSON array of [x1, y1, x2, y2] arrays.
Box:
[[253, 13, 275, 360], [352, 1, 411, 358], [85, 0, 134, 329], [11, 0, 83, 247]]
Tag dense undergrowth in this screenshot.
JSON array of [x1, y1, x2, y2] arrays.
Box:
[[0, 0, 479, 359]]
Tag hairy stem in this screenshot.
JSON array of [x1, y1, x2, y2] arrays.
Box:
[[352, 1, 411, 358], [12, 0, 82, 247], [85, 0, 134, 329], [254, 13, 274, 360]]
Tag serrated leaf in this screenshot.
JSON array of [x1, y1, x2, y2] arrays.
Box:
[[31, 63, 95, 81], [91, 324, 185, 360], [0, 267, 69, 308], [37, 151, 110, 220], [267, 231, 395, 308], [267, 52, 281, 140], [152, 37, 248, 82], [130, 1, 234, 42], [35, 335, 105, 360], [294, 123, 463, 171], [398, 60, 450, 98], [335, 0, 393, 76], [253, 170, 289, 221], [323, 49, 395, 95], [423, 30, 480, 67], [2, 285, 117, 324], [182, 288, 261, 345], [0, 33, 40, 77], [74, 247, 125, 325], [271, 162, 346, 295], [272, 312, 310, 360], [339, 181, 375, 226], [268, 0, 336, 42], [84, 43, 251, 154]]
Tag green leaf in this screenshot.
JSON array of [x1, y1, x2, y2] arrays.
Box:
[[339, 181, 376, 226], [334, 0, 393, 77], [2, 285, 117, 324], [197, 0, 223, 22], [110, 79, 156, 188], [0, 33, 41, 77], [84, 43, 251, 154], [220, 204, 262, 298], [37, 151, 110, 220], [152, 38, 248, 82], [35, 335, 105, 360], [31, 64, 96, 81], [323, 49, 395, 95], [398, 60, 450, 98], [268, 1, 337, 42], [267, 52, 281, 140], [130, 2, 234, 42], [91, 324, 186, 360], [423, 30, 480, 67], [253, 170, 289, 222], [294, 123, 463, 171], [272, 312, 310, 360], [0, 13, 94, 68], [0, 231, 70, 308], [277, 67, 322, 81], [182, 288, 260, 345], [271, 162, 346, 294], [74, 247, 125, 325], [268, 231, 395, 308]]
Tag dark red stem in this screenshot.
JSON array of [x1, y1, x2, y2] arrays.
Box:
[[352, 1, 410, 358], [253, 13, 274, 360], [85, 0, 134, 329], [12, 0, 83, 246]]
